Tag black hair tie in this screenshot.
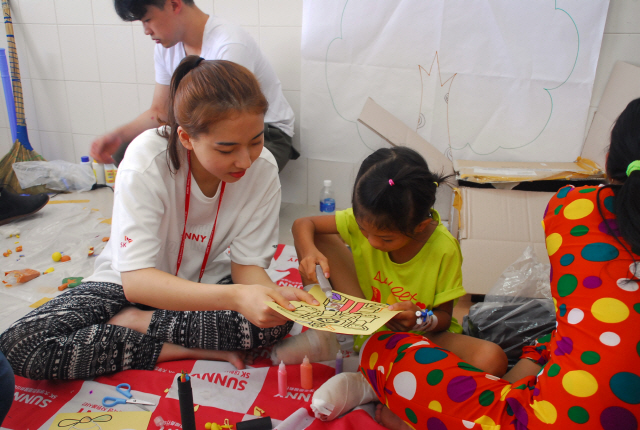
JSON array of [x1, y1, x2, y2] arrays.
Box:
[[194, 57, 205, 68]]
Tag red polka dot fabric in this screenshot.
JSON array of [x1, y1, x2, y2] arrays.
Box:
[[359, 186, 640, 429]]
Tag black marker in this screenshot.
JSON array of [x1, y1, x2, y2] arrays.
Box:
[[177, 372, 196, 430]]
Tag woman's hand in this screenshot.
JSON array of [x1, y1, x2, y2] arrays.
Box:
[[233, 284, 318, 328], [298, 250, 330, 286], [386, 301, 421, 332], [277, 286, 320, 306]]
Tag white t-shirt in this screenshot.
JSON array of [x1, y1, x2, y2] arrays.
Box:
[[86, 128, 281, 286], [154, 15, 295, 139]]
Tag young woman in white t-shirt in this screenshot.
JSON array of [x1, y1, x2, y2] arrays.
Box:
[[0, 57, 317, 380]]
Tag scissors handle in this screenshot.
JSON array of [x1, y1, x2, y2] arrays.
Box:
[[116, 383, 133, 399], [102, 396, 126, 407]]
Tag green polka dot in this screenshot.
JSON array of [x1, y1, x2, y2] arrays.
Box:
[[570, 225, 589, 236], [554, 205, 563, 215], [405, 407, 418, 424], [398, 344, 412, 354], [538, 333, 552, 344], [548, 363, 561, 377], [634, 303, 640, 314], [514, 384, 527, 390], [568, 406, 589, 424], [557, 274, 578, 297], [427, 369, 444, 386], [479, 390, 494, 406], [579, 188, 596, 193], [458, 362, 483, 372], [378, 333, 395, 341], [581, 351, 600, 365], [637, 341, 640, 358], [394, 352, 406, 363]]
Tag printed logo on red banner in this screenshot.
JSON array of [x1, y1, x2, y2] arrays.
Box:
[[4, 376, 83, 430]]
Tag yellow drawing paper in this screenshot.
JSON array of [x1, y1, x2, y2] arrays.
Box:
[[267, 285, 400, 334], [48, 411, 152, 430]]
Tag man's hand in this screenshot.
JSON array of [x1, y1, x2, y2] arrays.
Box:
[[90, 132, 123, 164]]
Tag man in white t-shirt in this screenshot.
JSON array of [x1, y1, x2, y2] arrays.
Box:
[[90, 0, 297, 172]]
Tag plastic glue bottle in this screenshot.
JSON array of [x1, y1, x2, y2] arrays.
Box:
[[92, 160, 106, 185], [335, 350, 343, 375], [104, 163, 117, 188], [278, 360, 287, 397], [300, 355, 313, 389]]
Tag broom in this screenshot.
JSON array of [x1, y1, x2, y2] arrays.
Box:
[[0, 0, 46, 194]]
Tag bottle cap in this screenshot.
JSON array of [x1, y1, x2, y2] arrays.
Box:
[[336, 350, 343, 359], [279, 360, 285, 370], [323, 179, 332, 187], [81, 156, 90, 163], [303, 355, 310, 365]]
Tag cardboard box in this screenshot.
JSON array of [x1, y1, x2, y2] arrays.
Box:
[[357, 61, 640, 294]]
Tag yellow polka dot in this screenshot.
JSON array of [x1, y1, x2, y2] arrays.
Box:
[[428, 400, 442, 412], [387, 361, 393, 380], [564, 199, 594, 220], [546, 233, 563, 256], [500, 384, 512, 401], [541, 219, 545, 231], [562, 370, 598, 397], [553, 297, 558, 313], [474, 415, 496, 426], [369, 352, 378, 369], [591, 298, 629, 323], [531, 400, 557, 424]]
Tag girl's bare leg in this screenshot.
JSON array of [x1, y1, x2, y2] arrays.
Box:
[[375, 404, 411, 430], [311, 234, 364, 299], [503, 358, 542, 383], [108, 306, 246, 369], [426, 331, 508, 377]]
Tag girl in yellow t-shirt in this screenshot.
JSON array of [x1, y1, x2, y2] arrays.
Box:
[[293, 146, 507, 376]]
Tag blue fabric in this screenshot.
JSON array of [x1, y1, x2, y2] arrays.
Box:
[[0, 350, 14, 425]]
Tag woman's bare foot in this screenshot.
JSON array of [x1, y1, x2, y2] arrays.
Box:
[[107, 306, 153, 333], [158, 343, 247, 369], [375, 404, 411, 430]]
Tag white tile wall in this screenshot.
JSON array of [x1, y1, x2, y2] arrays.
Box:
[[54, 0, 95, 25], [94, 26, 137, 83], [0, 0, 636, 211], [58, 25, 100, 81]]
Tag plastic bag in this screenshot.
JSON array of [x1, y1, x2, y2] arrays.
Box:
[[13, 160, 95, 192], [463, 246, 556, 367]]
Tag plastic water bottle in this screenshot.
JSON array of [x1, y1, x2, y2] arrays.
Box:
[[80, 156, 96, 187], [319, 180, 336, 215]]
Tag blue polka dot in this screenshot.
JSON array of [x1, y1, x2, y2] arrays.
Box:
[[560, 254, 574, 266], [557, 187, 572, 199], [604, 196, 615, 214], [414, 348, 448, 365], [610, 372, 640, 404], [559, 303, 567, 317], [581, 243, 619, 262]]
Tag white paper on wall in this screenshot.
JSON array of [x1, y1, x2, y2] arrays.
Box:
[[301, 0, 609, 164]]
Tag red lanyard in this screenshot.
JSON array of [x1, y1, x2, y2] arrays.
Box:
[[175, 151, 226, 283]]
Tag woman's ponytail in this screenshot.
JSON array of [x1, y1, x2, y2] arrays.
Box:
[[161, 56, 205, 172]]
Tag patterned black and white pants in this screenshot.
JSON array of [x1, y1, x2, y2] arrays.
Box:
[[0, 282, 292, 380]]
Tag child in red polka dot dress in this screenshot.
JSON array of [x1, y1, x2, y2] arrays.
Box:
[[313, 99, 640, 429]]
